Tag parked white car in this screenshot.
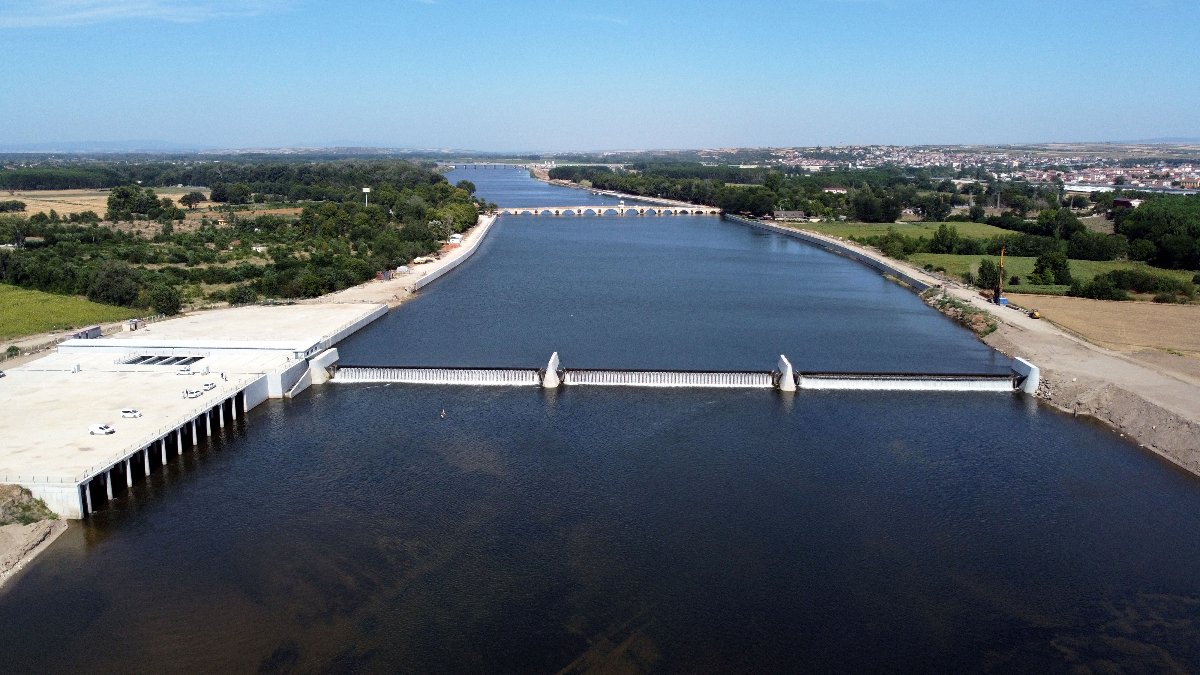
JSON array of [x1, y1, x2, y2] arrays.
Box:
[[120, 408, 142, 418], [183, 389, 202, 399], [177, 366, 192, 375], [89, 424, 115, 435], [202, 382, 216, 391]]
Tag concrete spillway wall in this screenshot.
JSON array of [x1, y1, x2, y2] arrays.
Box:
[[563, 370, 774, 388], [724, 215, 932, 292], [797, 373, 1015, 392], [333, 364, 1019, 393], [334, 366, 540, 386]]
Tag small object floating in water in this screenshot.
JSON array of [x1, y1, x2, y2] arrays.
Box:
[[439, 409, 447, 419]]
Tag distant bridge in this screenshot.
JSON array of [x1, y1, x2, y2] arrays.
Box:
[[501, 205, 722, 217]]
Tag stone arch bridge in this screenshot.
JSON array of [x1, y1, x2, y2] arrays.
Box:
[[501, 205, 722, 217]]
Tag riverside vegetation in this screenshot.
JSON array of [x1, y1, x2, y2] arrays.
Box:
[[0, 159, 488, 329], [551, 163, 1200, 302]]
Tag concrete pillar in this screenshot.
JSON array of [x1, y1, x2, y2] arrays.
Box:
[[162, 437, 169, 464], [105, 470, 113, 500], [192, 419, 198, 445], [125, 458, 133, 487], [219, 400, 225, 428], [206, 409, 213, 437], [144, 447, 150, 475], [232, 393, 239, 420], [542, 352, 561, 389], [84, 483, 93, 515], [777, 355, 797, 393]]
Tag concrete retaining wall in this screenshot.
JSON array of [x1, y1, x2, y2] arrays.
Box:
[[725, 215, 932, 292], [308, 348, 339, 385], [324, 307, 387, 347], [1011, 357, 1041, 394], [244, 375, 270, 411], [414, 215, 497, 291], [285, 369, 312, 399], [268, 360, 309, 399], [28, 484, 83, 520]]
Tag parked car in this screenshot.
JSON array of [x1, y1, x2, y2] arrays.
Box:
[[177, 366, 192, 375], [183, 389, 202, 399], [120, 408, 142, 418], [89, 424, 115, 435], [202, 382, 216, 391]]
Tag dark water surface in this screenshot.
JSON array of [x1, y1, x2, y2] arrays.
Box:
[[2, 168, 1199, 673], [339, 171, 1008, 373]]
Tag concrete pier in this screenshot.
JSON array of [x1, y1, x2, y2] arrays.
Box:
[[1, 303, 385, 519]]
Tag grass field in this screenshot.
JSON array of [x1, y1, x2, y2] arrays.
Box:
[[791, 220, 1014, 240], [0, 284, 140, 342], [907, 254, 1198, 295]]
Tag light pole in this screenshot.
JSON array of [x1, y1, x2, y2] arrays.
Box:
[[362, 187, 371, 207]]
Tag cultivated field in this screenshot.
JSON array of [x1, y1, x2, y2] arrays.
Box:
[[4, 188, 205, 217], [1006, 293, 1200, 356], [0, 284, 139, 342]]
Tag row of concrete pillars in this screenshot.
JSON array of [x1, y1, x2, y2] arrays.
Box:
[[79, 392, 246, 517]]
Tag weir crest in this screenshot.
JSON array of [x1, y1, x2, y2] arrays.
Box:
[[332, 355, 1038, 394]]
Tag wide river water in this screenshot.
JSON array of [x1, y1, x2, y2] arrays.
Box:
[[2, 167, 1199, 673]]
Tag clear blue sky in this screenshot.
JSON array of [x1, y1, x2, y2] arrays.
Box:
[[1, 0, 1197, 151]]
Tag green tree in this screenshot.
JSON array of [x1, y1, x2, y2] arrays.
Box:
[[179, 191, 206, 210], [928, 223, 960, 254], [86, 261, 142, 306], [976, 258, 1001, 290], [1033, 250, 1073, 285], [148, 284, 182, 315]]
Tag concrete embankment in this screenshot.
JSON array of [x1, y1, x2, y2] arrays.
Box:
[[724, 215, 934, 291], [414, 214, 497, 290]]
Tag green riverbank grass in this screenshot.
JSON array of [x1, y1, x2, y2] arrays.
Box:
[[907, 255, 1198, 295], [790, 220, 1013, 240], [0, 284, 139, 341]]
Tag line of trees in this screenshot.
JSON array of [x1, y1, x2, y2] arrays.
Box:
[[0, 160, 482, 311]]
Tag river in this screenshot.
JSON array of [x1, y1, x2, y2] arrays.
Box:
[[1, 167, 1198, 673]]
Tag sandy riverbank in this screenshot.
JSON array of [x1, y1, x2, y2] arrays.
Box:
[[0, 521, 67, 591], [783, 226, 1200, 477]]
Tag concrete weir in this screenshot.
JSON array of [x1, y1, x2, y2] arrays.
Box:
[[334, 353, 1037, 394]]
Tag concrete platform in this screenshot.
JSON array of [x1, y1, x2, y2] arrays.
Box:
[[0, 302, 388, 519]]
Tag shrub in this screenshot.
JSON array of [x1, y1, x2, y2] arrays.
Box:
[[1153, 292, 1177, 303], [148, 284, 182, 316], [1009, 276, 1020, 286], [6, 345, 19, 358]]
